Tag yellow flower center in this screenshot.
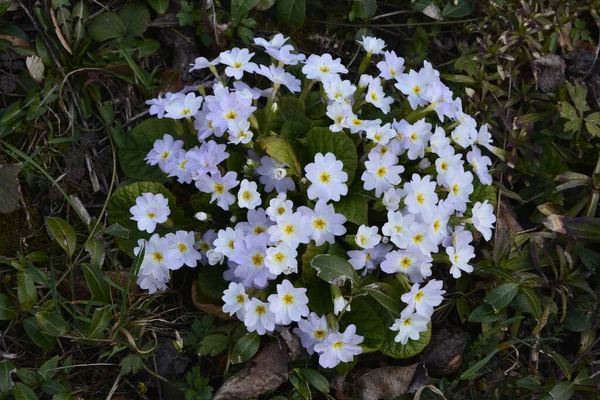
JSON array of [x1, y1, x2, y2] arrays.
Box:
[[377, 167, 387, 177], [179, 160, 188, 170], [160, 151, 170, 160], [413, 85, 422, 95], [394, 225, 402, 233], [313, 218, 327, 230], [370, 92, 379, 102], [241, 191, 252, 201], [401, 257, 412, 268], [178, 243, 188, 253], [452, 184, 459, 195], [233, 62, 242, 68], [214, 183, 225, 194], [410, 132, 418, 141], [228, 240, 235, 250], [277, 207, 286, 215], [441, 161, 448, 171], [200, 242, 209, 251], [254, 226, 265, 235], [374, 134, 382, 142], [181, 108, 191, 115], [336, 115, 344, 124], [390, 68, 396, 77], [454, 255, 459, 263], [352, 119, 363, 126], [313, 329, 327, 339], [283, 224, 295, 235], [236, 294, 245, 304], [433, 220, 441, 231], [415, 291, 425, 301], [319, 65, 330, 72], [403, 318, 412, 326], [413, 234, 423, 244], [152, 252, 164, 263], [255, 305, 266, 315], [319, 172, 331, 183], [359, 235, 367, 245], [251, 254, 264, 266], [147, 212, 156, 219], [332, 341, 344, 349], [282, 294, 294, 305], [274, 252, 285, 262], [225, 110, 238, 120], [416, 193, 425, 204]]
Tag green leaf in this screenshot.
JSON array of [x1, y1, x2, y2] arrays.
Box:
[[23, 317, 56, 351], [36, 311, 67, 337], [107, 181, 180, 254], [0, 360, 15, 398], [118, 118, 177, 182], [231, 332, 260, 364], [441, 0, 474, 18], [120, 354, 143, 375], [88, 306, 113, 338], [0, 3, 10, 18], [197, 266, 229, 300], [307, 127, 358, 184], [45, 217, 77, 256], [18, 273, 37, 310], [118, 4, 150, 38], [256, 136, 302, 177], [297, 368, 329, 394], [311, 254, 358, 286], [459, 348, 500, 380], [563, 309, 591, 332], [484, 283, 519, 311], [564, 118, 582, 133], [0, 293, 17, 320], [104, 223, 130, 239], [468, 303, 505, 323], [87, 11, 124, 41], [231, 0, 259, 21], [38, 355, 60, 381], [566, 82, 589, 114], [148, 0, 169, 14], [547, 350, 572, 380], [199, 334, 229, 356], [334, 194, 368, 225], [518, 287, 542, 318], [559, 101, 578, 120], [255, 0, 276, 10], [82, 263, 110, 303], [0, 164, 21, 214], [276, 0, 305, 26], [585, 121, 600, 138], [84, 238, 104, 267], [15, 369, 43, 389], [363, 283, 403, 317], [342, 298, 385, 353], [549, 381, 575, 400], [14, 383, 38, 400]]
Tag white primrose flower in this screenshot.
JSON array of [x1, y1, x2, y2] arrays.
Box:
[[165, 149, 195, 184], [305, 152, 348, 202], [164, 92, 203, 119], [230, 234, 275, 289], [256, 156, 295, 194], [129, 193, 170, 233], [236, 208, 273, 237], [357, 36, 386, 54], [382, 210, 416, 249], [145, 134, 184, 168], [267, 279, 310, 325], [358, 74, 373, 88], [323, 76, 356, 103], [213, 227, 244, 257], [407, 221, 438, 256], [227, 119, 253, 145], [302, 54, 348, 82], [244, 298, 276, 335], [348, 244, 392, 273], [446, 241, 475, 279], [146, 92, 178, 119], [314, 324, 364, 368], [195, 229, 217, 265], [266, 193, 294, 221], [265, 242, 298, 275], [376, 50, 405, 80], [326, 102, 353, 132], [255, 64, 301, 92], [430, 126, 455, 158], [390, 311, 429, 345], [365, 123, 396, 146], [222, 282, 249, 319], [205, 90, 256, 132], [444, 167, 474, 213], [355, 225, 382, 249], [475, 123, 493, 150], [467, 147, 493, 185], [362, 150, 404, 197], [268, 211, 311, 248], [333, 295, 351, 315], [189, 56, 219, 72], [423, 80, 454, 121], [401, 280, 446, 318], [166, 230, 202, 268], [196, 171, 239, 211], [403, 174, 439, 223], [366, 78, 394, 114], [237, 179, 262, 209], [428, 204, 453, 245], [435, 154, 464, 186], [254, 33, 289, 50], [451, 115, 478, 148], [395, 69, 429, 110], [405, 119, 432, 160], [382, 188, 402, 211], [219, 47, 258, 79], [134, 235, 179, 293], [266, 44, 307, 66], [298, 200, 347, 246], [380, 247, 432, 283], [294, 313, 329, 354], [207, 249, 225, 265], [472, 200, 496, 241]]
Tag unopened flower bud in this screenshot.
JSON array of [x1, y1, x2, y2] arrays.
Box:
[[418, 158, 431, 170], [358, 74, 372, 88], [195, 212, 209, 221], [243, 158, 259, 176], [207, 249, 224, 265], [173, 331, 184, 353], [271, 102, 278, 112], [230, 215, 237, 223], [273, 167, 287, 180], [381, 236, 390, 244]]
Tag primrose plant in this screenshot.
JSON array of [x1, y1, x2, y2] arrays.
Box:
[[127, 33, 497, 368]]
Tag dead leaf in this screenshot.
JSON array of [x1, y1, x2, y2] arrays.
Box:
[[423, 326, 470, 376], [213, 340, 292, 400], [532, 55, 565, 93], [26, 55, 45, 83], [353, 364, 428, 400], [0, 34, 29, 48], [50, 7, 73, 55]]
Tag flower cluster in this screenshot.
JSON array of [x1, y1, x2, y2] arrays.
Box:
[[131, 33, 497, 368]]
